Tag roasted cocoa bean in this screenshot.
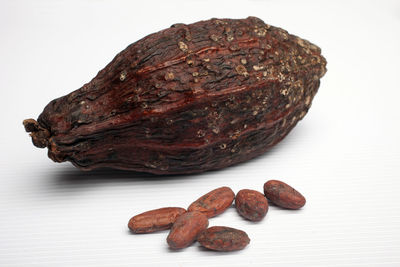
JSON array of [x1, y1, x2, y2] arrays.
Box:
[[128, 207, 186, 233], [197, 226, 250, 251], [167, 211, 209, 249], [188, 186, 235, 218], [24, 16, 326, 174], [263, 180, 306, 209], [235, 189, 268, 221]]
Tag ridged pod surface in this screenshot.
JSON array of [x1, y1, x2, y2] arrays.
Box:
[[23, 16, 327, 174]]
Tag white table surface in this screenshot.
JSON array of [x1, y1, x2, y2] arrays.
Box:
[[1, 0, 400, 266]]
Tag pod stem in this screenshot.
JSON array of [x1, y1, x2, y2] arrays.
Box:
[[23, 119, 50, 148]]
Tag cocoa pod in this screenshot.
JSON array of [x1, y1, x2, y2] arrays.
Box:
[[235, 189, 268, 221], [197, 226, 250, 251], [23, 16, 326, 174], [263, 180, 306, 209], [128, 207, 186, 233], [188, 186, 235, 218], [166, 211, 209, 249]]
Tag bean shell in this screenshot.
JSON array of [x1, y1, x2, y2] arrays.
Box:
[[128, 207, 186, 233], [263, 180, 306, 209], [198, 226, 250, 251], [188, 186, 235, 218], [235, 189, 268, 221], [167, 211, 209, 249]]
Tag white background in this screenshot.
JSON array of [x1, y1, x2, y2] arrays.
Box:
[[1, 0, 400, 266]]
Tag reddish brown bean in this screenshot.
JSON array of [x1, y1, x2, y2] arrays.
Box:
[[167, 211, 209, 249], [235, 189, 268, 221], [197, 226, 250, 251], [263, 180, 306, 209], [128, 207, 186, 233], [188, 186, 235, 218]]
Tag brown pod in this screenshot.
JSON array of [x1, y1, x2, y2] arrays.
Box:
[[23, 16, 327, 174], [197, 226, 250, 251], [263, 180, 306, 209], [235, 189, 268, 221], [167, 211, 209, 249], [128, 207, 186, 233], [188, 186, 235, 218]]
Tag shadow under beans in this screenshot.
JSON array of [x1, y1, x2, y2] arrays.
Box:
[[267, 201, 306, 213], [166, 246, 187, 253], [197, 245, 246, 255]]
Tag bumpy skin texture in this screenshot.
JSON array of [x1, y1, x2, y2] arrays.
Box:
[[235, 189, 268, 221], [166, 211, 209, 249], [128, 207, 186, 233], [23, 16, 327, 174], [197, 226, 250, 251], [188, 186, 235, 218], [263, 180, 306, 209]]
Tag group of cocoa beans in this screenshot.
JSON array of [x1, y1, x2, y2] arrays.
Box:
[[128, 180, 305, 252]]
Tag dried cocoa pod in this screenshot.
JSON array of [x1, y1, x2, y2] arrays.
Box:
[[128, 207, 186, 233], [188, 186, 235, 218], [263, 180, 306, 209], [23, 16, 327, 174], [166, 211, 209, 249], [197, 226, 250, 251], [235, 189, 268, 221]]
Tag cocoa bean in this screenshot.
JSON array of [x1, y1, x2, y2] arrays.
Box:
[[197, 226, 250, 251], [235, 189, 268, 221], [188, 186, 235, 218], [128, 207, 186, 233], [263, 180, 306, 209], [24, 16, 326, 174], [166, 211, 208, 249]]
